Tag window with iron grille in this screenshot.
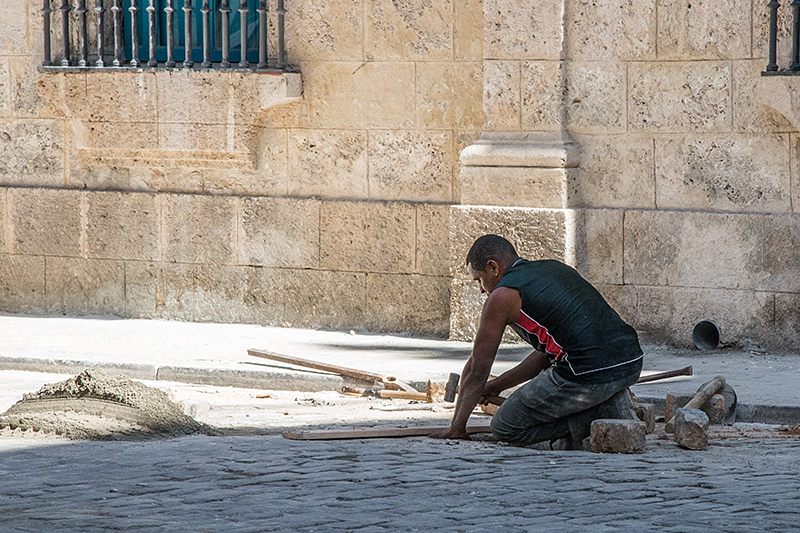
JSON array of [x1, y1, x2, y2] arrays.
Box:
[[40, 0, 287, 71]]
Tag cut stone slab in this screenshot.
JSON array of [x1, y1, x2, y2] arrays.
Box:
[[587, 419, 647, 454], [634, 402, 656, 434], [674, 408, 709, 450], [567, 388, 639, 448]]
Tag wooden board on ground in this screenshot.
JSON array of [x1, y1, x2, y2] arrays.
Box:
[[283, 422, 493, 441]]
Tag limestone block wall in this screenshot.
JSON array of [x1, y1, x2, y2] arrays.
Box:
[[451, 0, 800, 350], [0, 0, 484, 337], [0, 186, 451, 335]]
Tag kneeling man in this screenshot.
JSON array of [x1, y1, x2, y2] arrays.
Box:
[[431, 235, 643, 446]]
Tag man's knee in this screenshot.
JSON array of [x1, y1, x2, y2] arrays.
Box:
[[490, 402, 537, 444]]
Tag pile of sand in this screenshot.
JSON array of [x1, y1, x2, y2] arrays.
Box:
[[0, 367, 216, 440]]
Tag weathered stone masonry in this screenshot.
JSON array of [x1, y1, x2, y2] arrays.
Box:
[[2, 0, 800, 349]]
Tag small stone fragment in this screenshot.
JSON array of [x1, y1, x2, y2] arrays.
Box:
[[664, 392, 695, 422], [673, 408, 709, 450], [665, 392, 726, 425], [588, 419, 646, 454], [634, 403, 656, 434]]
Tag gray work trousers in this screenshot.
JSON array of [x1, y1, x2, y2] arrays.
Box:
[[490, 364, 641, 446]]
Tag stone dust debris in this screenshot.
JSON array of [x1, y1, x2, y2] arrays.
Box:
[[0, 367, 217, 440]]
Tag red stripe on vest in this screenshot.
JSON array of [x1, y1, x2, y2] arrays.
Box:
[[515, 310, 566, 360]]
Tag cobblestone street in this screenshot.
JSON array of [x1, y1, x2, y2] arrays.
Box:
[[2, 433, 799, 532]]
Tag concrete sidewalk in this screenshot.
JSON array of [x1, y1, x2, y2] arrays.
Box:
[[1, 313, 799, 424]]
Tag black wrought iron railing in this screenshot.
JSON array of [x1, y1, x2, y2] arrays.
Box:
[[40, 0, 287, 71], [765, 0, 800, 73]]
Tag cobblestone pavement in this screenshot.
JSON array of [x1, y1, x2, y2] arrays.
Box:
[[2, 433, 800, 532]]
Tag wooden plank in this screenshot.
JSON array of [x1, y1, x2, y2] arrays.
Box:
[[282, 422, 493, 441], [248, 348, 387, 383]]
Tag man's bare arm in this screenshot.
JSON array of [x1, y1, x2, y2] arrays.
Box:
[[482, 350, 551, 399], [430, 287, 521, 439]]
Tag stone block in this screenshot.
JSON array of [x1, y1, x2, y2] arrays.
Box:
[[655, 134, 791, 213], [755, 214, 800, 293], [628, 61, 731, 132], [287, 129, 369, 199], [416, 204, 450, 276], [449, 206, 576, 280], [484, 61, 522, 131], [0, 1, 28, 55], [0, 58, 9, 117], [794, 136, 800, 214], [319, 200, 416, 274], [9, 58, 65, 119], [366, 0, 453, 60], [568, 0, 655, 60], [9, 188, 81, 256], [201, 168, 273, 197], [673, 408, 709, 450], [162, 194, 237, 265], [416, 62, 483, 130], [285, 0, 363, 61], [623, 210, 763, 289], [664, 392, 696, 422], [633, 286, 774, 347], [484, 0, 563, 60], [657, 0, 750, 59], [368, 130, 453, 202], [634, 403, 656, 434], [157, 123, 228, 152], [86, 191, 160, 261], [74, 72, 158, 123], [284, 269, 366, 330], [594, 283, 638, 326], [733, 61, 797, 133], [157, 70, 229, 125], [45, 257, 125, 316], [0, 120, 63, 187], [460, 167, 575, 208], [191, 265, 284, 324], [252, 127, 288, 196], [0, 189, 6, 253], [774, 293, 800, 351], [365, 274, 450, 337], [65, 161, 133, 192], [239, 196, 320, 269], [72, 121, 157, 151], [455, 0, 483, 59], [573, 135, 655, 208], [584, 210, 624, 285], [0, 254, 46, 313], [448, 278, 484, 341], [124, 261, 193, 319], [520, 61, 562, 132], [588, 419, 646, 454], [565, 62, 626, 133], [299, 61, 415, 129]]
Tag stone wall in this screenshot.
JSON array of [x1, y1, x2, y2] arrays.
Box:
[[2, 0, 800, 348], [451, 0, 800, 350], [0, 0, 482, 337]]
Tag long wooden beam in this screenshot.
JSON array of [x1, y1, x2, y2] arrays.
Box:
[[283, 423, 493, 441]]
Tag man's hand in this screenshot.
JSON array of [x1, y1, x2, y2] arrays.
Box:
[[428, 426, 471, 440]]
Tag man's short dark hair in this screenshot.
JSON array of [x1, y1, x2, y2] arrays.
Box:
[[466, 235, 519, 271]]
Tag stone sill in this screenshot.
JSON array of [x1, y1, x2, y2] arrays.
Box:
[[761, 70, 800, 76], [39, 65, 299, 75]]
